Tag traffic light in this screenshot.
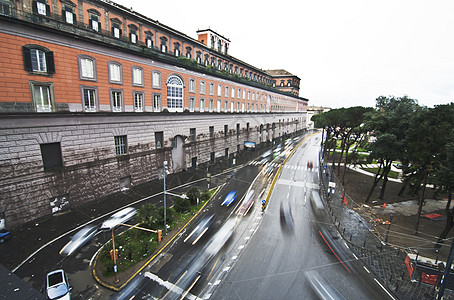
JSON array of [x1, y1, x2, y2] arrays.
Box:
[[158, 229, 162, 242]]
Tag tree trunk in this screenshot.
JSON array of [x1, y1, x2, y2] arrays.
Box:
[[414, 171, 428, 235], [398, 178, 408, 197], [342, 145, 350, 185], [337, 137, 346, 176], [436, 192, 453, 249], [379, 162, 391, 200], [366, 162, 384, 203]]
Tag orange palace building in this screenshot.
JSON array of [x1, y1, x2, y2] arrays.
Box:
[[0, 0, 308, 226]]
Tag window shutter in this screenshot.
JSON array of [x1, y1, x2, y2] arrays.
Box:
[[72, 12, 76, 23], [45, 4, 50, 17], [32, 1, 38, 14], [46, 51, 55, 74], [119, 29, 122, 36], [22, 47, 32, 71], [97, 21, 101, 30], [62, 9, 66, 21]]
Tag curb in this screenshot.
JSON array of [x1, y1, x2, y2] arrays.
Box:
[[92, 186, 223, 291]]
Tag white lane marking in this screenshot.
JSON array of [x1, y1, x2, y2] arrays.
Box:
[[214, 280, 221, 285], [245, 236, 250, 240], [223, 267, 230, 272], [238, 245, 245, 250], [231, 256, 238, 260], [192, 227, 209, 245], [363, 266, 370, 273], [374, 278, 397, 300], [184, 225, 200, 243], [143, 272, 198, 300], [353, 253, 359, 260]]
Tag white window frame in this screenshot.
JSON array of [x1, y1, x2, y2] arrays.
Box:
[[133, 92, 144, 112], [110, 89, 123, 112], [31, 49, 47, 73], [189, 79, 195, 92], [36, 2, 46, 15], [132, 67, 143, 87], [108, 62, 122, 84], [166, 75, 184, 112], [152, 71, 161, 88], [81, 86, 98, 112], [153, 94, 161, 112]]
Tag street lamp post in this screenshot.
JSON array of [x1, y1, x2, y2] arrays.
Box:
[[163, 161, 167, 235]]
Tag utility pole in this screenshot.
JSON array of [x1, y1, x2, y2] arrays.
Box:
[[163, 160, 167, 235]]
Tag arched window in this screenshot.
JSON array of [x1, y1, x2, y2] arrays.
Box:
[[166, 75, 184, 112]]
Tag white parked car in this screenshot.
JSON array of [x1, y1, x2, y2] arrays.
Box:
[[100, 207, 137, 230], [45, 269, 71, 300], [59, 225, 98, 256]]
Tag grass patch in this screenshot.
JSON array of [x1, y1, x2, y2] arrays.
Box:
[[362, 168, 400, 179]]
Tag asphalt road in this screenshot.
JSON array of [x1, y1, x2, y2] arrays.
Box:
[[207, 132, 396, 300]]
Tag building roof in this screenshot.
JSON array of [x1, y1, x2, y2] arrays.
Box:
[[265, 69, 300, 79]]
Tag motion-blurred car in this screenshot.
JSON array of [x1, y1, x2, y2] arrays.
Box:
[[100, 207, 137, 230], [221, 191, 238, 206], [184, 214, 215, 245], [45, 269, 71, 300], [280, 201, 294, 233], [59, 225, 98, 256], [238, 190, 255, 216], [0, 228, 10, 243]]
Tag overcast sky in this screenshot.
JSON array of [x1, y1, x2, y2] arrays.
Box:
[[114, 0, 454, 109]]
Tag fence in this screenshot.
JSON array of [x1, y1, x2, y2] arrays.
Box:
[[318, 159, 454, 300]]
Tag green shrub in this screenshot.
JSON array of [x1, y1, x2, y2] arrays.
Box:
[[186, 187, 200, 206], [174, 196, 191, 213]]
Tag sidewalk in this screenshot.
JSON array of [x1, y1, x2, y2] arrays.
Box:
[[322, 163, 454, 300]]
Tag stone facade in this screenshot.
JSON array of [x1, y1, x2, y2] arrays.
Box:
[[0, 112, 305, 226]]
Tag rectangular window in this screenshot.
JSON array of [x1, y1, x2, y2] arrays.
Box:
[[189, 79, 195, 92], [111, 90, 123, 112], [190, 128, 196, 142], [64, 7, 74, 24], [40, 142, 63, 170], [134, 92, 144, 112], [189, 97, 195, 112], [200, 81, 205, 94], [209, 126, 214, 139], [153, 94, 161, 112], [114, 136, 127, 155], [217, 99, 221, 113], [224, 125, 228, 137], [31, 49, 47, 72], [200, 98, 205, 112], [36, 1, 47, 15], [132, 67, 143, 86], [82, 87, 97, 112], [152, 71, 161, 88], [217, 84, 222, 96], [90, 16, 100, 31], [113, 25, 121, 38], [192, 157, 197, 169], [210, 151, 215, 163], [225, 86, 229, 97], [155, 131, 163, 149], [78, 56, 97, 81], [209, 83, 214, 95], [130, 31, 137, 43], [209, 99, 214, 112], [231, 87, 235, 98], [33, 85, 52, 112], [109, 63, 122, 83], [237, 88, 241, 99]]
